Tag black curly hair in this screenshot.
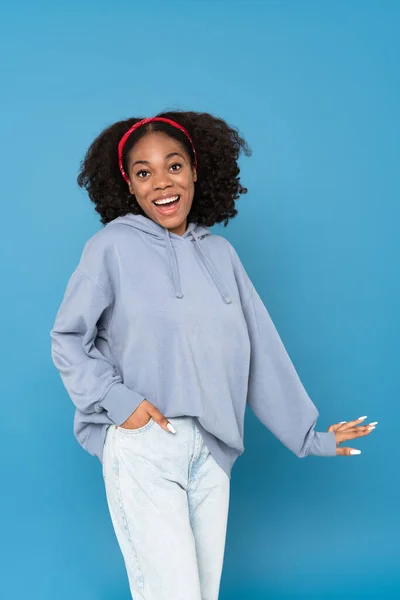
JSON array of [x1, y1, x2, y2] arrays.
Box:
[[77, 109, 252, 227]]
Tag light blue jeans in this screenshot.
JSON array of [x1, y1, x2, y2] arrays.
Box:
[[102, 416, 230, 600]]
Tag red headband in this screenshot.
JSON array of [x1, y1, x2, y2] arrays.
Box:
[[118, 117, 197, 184]]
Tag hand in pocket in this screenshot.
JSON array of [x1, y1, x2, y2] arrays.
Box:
[[119, 399, 176, 433]]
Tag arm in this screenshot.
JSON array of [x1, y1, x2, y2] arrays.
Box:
[[243, 283, 336, 457], [50, 269, 145, 425], [228, 242, 336, 457]]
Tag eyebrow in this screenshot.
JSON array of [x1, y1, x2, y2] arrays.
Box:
[[131, 152, 185, 168]]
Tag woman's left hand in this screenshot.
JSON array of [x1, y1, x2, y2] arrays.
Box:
[[328, 416, 377, 455]]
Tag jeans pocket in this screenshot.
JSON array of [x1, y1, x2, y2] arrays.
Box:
[[116, 417, 156, 435]]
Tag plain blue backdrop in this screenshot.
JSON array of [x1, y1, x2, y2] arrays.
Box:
[[1, 1, 398, 598]]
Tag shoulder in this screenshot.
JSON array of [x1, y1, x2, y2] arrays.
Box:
[[205, 233, 241, 262], [80, 221, 142, 260], [75, 222, 142, 290], [207, 232, 252, 283], [204, 232, 233, 250]]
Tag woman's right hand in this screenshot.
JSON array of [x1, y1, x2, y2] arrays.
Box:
[[119, 399, 176, 433]]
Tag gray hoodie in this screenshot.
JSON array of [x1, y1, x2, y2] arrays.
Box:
[[50, 213, 336, 476]]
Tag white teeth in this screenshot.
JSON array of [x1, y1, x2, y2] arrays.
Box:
[[154, 196, 179, 205]]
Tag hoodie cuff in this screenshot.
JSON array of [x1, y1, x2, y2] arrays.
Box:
[[99, 382, 146, 425], [306, 430, 337, 457]]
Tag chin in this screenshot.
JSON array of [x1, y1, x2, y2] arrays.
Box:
[[162, 217, 187, 231]]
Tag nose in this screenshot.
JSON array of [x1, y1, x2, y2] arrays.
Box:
[[152, 172, 173, 191]]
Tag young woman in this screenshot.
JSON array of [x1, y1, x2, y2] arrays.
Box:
[[50, 110, 376, 600]]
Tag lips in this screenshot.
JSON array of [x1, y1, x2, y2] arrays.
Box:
[[153, 195, 181, 216]]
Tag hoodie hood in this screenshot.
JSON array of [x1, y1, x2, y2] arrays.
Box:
[[109, 213, 232, 304]]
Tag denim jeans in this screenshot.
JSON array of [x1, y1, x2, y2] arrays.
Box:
[[102, 415, 230, 599]]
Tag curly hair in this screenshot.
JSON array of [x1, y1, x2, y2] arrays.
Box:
[[77, 109, 252, 227]]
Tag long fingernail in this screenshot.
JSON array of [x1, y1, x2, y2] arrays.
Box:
[[367, 426, 375, 430], [369, 421, 378, 426], [350, 449, 362, 455], [357, 416, 368, 421], [339, 421, 347, 424], [167, 423, 176, 434]]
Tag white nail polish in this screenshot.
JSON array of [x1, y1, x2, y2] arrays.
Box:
[[367, 426, 375, 430], [339, 421, 347, 424], [369, 421, 378, 426], [357, 416, 367, 421], [167, 423, 176, 434], [350, 449, 362, 455]]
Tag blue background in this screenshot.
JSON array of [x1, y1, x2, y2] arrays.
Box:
[[1, 1, 398, 598]]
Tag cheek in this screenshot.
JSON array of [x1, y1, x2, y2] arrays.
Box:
[[182, 174, 195, 192], [131, 181, 150, 200]]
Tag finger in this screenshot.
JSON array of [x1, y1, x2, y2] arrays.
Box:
[[147, 406, 176, 433], [328, 420, 357, 434], [335, 426, 375, 443], [328, 421, 348, 432], [336, 447, 362, 456], [339, 416, 368, 429]]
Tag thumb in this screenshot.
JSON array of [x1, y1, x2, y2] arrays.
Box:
[[336, 447, 362, 456]]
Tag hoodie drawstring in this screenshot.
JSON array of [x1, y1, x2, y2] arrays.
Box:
[[165, 229, 184, 299], [164, 229, 232, 304]]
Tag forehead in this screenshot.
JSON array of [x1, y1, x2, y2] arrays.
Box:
[[129, 131, 187, 158]]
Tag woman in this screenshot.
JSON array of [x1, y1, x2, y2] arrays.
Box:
[[50, 110, 376, 600]]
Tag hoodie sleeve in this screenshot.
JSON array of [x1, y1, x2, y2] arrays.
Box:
[[228, 243, 337, 458], [50, 268, 146, 425]]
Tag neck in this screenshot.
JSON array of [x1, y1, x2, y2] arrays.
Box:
[[167, 220, 187, 237]]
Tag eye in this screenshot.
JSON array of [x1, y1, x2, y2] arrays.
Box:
[[170, 163, 182, 172], [137, 170, 149, 178]]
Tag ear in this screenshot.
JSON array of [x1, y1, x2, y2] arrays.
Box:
[[192, 168, 198, 183], [128, 180, 135, 195]]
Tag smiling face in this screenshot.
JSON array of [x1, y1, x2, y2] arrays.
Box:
[[126, 131, 197, 236]]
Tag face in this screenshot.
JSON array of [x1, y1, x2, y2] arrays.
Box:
[[126, 132, 197, 236]]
